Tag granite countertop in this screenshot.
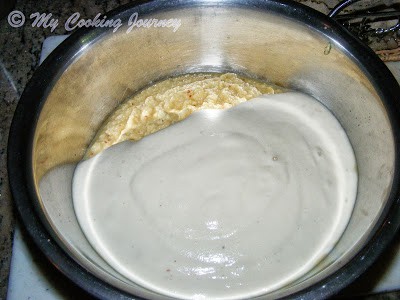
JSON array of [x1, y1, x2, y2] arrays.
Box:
[[0, 1, 132, 298], [0, 0, 399, 299]]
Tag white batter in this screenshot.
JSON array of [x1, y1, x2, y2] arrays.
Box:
[[73, 92, 357, 299]]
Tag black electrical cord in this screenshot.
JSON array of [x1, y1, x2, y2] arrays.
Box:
[[328, 0, 364, 18]]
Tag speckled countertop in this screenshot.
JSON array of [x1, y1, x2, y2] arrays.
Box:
[[0, 2, 133, 298], [0, 1, 399, 299]]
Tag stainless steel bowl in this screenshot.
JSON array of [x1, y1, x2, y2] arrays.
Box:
[[8, 0, 400, 299]]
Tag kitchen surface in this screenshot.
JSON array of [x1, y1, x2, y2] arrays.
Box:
[[1, 1, 400, 299]]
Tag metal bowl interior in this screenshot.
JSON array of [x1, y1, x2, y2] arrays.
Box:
[[8, 0, 400, 299]]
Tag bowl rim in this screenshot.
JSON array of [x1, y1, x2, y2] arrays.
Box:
[[7, 0, 400, 299]]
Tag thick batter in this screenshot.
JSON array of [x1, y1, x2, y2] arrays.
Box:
[[73, 92, 357, 299]]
